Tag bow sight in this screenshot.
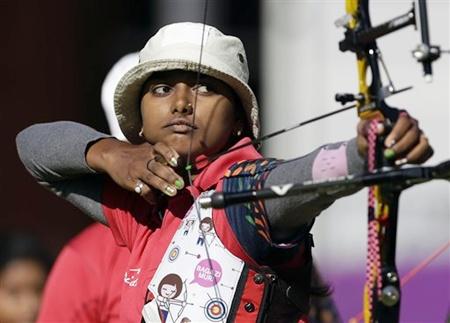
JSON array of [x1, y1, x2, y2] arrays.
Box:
[[335, 0, 446, 107]]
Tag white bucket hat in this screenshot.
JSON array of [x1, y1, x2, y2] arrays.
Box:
[[114, 22, 260, 144]]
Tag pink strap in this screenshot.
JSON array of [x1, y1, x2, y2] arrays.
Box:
[[312, 143, 348, 181]]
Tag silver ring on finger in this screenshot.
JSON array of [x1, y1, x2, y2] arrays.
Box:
[[134, 180, 144, 194]]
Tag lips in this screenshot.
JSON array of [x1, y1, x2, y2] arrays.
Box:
[[164, 118, 197, 133]]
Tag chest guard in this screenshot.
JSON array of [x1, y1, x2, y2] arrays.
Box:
[[142, 191, 312, 323]]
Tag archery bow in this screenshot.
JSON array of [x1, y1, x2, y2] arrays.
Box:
[[196, 1, 448, 322], [337, 1, 441, 322]]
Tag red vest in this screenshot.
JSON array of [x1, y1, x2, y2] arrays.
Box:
[[102, 138, 312, 322]]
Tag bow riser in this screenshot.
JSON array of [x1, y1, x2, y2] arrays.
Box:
[[343, 1, 404, 322]]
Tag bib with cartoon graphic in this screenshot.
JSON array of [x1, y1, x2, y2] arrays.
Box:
[[142, 191, 245, 323]]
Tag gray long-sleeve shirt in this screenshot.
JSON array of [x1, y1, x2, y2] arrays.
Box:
[[16, 121, 365, 240]]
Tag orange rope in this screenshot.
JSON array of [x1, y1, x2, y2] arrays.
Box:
[[349, 240, 450, 323], [400, 240, 450, 286]]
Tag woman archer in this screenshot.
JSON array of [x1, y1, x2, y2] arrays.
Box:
[[16, 22, 432, 322]]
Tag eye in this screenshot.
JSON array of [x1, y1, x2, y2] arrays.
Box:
[[151, 84, 172, 96]]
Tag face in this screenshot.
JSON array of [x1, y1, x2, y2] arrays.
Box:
[[160, 283, 177, 298], [140, 70, 242, 161], [0, 259, 47, 323], [200, 222, 211, 232]]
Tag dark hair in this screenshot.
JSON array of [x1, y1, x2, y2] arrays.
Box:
[[0, 232, 53, 273], [199, 217, 213, 231], [157, 273, 183, 298]]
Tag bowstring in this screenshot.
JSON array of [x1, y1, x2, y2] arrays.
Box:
[[185, 0, 225, 317]]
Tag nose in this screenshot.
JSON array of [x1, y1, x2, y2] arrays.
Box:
[[171, 84, 194, 114]]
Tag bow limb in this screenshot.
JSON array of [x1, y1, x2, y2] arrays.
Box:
[[343, 1, 402, 322]]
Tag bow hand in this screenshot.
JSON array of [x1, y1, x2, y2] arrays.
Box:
[[356, 113, 433, 166]]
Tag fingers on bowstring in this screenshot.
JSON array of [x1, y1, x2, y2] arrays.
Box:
[[146, 158, 185, 195], [127, 176, 151, 196], [130, 171, 178, 198], [129, 178, 161, 205], [153, 142, 180, 167], [128, 142, 184, 197], [126, 163, 181, 199]]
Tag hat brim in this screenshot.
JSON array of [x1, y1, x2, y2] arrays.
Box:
[[114, 59, 259, 144]]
